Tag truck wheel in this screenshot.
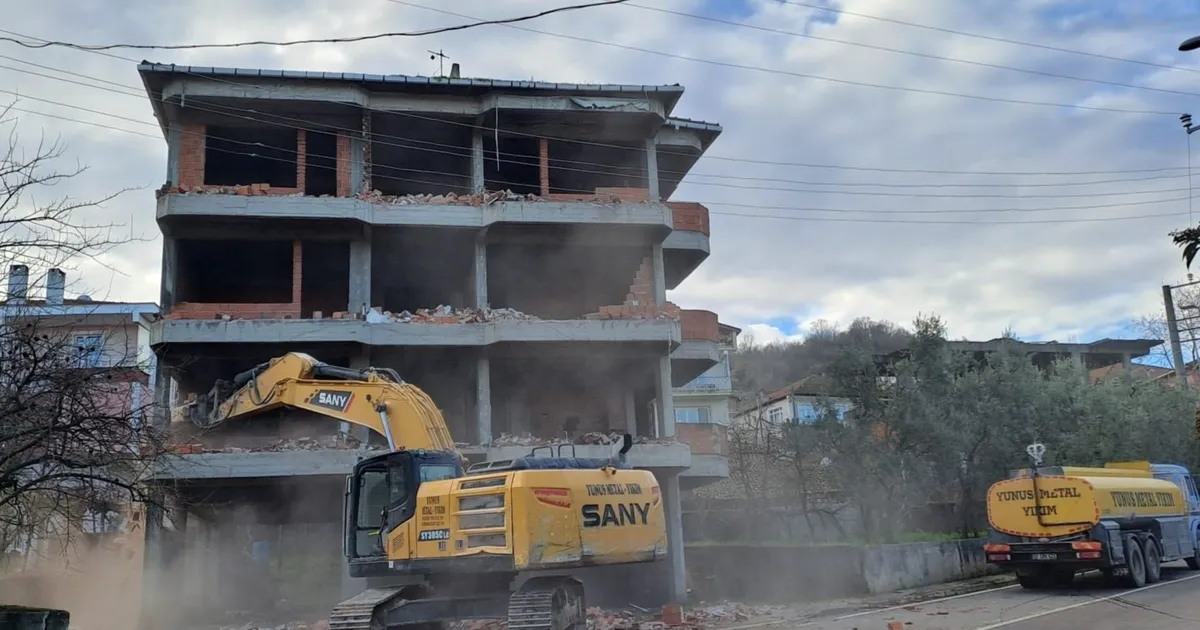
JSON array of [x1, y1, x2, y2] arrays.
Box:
[[1017, 571, 1048, 589], [1142, 537, 1162, 584], [1123, 536, 1147, 588]]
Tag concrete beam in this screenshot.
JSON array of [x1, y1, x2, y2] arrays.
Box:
[[150, 443, 692, 480], [158, 194, 674, 231], [654, 128, 705, 152], [148, 450, 370, 480], [159, 80, 668, 120], [150, 318, 682, 347]]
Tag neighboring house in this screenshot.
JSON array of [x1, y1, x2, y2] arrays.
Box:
[[672, 323, 740, 457], [731, 374, 854, 441], [880, 337, 1163, 374], [0, 264, 159, 630], [1088, 362, 1174, 384]]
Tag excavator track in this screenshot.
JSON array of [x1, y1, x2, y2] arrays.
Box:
[[329, 587, 407, 630], [507, 579, 585, 630]]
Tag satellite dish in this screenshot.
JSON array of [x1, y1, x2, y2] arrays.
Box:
[[77, 294, 93, 302]]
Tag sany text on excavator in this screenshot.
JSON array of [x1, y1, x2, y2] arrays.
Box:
[[187, 352, 668, 630]]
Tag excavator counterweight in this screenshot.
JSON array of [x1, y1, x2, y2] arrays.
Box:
[[193, 353, 667, 630]]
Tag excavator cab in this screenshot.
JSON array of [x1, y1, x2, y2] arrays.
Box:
[[344, 449, 462, 565]]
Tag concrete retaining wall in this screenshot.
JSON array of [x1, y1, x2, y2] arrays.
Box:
[[686, 539, 995, 603]]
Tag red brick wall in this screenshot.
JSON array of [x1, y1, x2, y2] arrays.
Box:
[[178, 122, 206, 188], [681, 309, 719, 341], [296, 129, 307, 193], [677, 422, 728, 455], [166, 240, 303, 320], [667, 201, 710, 236], [584, 257, 682, 320], [337, 133, 352, 196]]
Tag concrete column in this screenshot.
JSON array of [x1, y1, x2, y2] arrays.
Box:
[[166, 125, 182, 186], [477, 356, 492, 444], [349, 227, 372, 315], [472, 126, 485, 193], [651, 244, 666, 306], [645, 136, 660, 202], [349, 136, 366, 195], [1122, 352, 1132, 370], [347, 350, 372, 442], [655, 356, 675, 438], [624, 390, 637, 436], [473, 232, 488, 309], [152, 361, 174, 429], [660, 473, 686, 603], [138, 496, 166, 629], [160, 236, 178, 311]]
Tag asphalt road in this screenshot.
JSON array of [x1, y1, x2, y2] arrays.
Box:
[[790, 563, 1200, 630]]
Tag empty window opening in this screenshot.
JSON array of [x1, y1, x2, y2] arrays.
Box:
[[74, 333, 104, 368], [373, 229, 474, 313], [301, 241, 350, 318], [177, 239, 294, 303], [204, 126, 298, 188], [371, 348, 476, 441], [305, 130, 338, 196], [487, 243, 645, 319], [483, 135, 540, 195], [371, 115, 472, 196], [547, 141, 646, 195]]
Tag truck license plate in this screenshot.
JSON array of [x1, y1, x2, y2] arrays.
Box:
[[1031, 553, 1057, 560]]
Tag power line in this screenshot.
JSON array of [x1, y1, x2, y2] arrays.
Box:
[[626, 3, 1200, 100], [0, 0, 629, 51], [774, 0, 1200, 75], [4, 61, 1194, 203], [4, 93, 1192, 225], [3, 29, 1193, 177], [384, 0, 1183, 116]]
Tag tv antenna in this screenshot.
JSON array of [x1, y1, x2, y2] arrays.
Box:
[[428, 49, 451, 77]]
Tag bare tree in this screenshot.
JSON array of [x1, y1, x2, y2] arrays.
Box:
[[1132, 283, 1200, 368], [0, 104, 166, 566]]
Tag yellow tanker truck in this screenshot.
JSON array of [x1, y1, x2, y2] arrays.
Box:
[[984, 444, 1200, 589]]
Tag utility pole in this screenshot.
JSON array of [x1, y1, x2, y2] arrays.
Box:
[[1165, 284, 1190, 389]]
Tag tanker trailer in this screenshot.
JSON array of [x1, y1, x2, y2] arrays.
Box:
[[983, 444, 1200, 589]]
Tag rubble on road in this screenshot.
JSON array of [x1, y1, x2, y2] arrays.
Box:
[[486, 431, 678, 448], [685, 603, 785, 625], [364, 304, 540, 324]]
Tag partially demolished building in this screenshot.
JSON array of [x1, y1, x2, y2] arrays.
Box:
[[137, 62, 727, 626]]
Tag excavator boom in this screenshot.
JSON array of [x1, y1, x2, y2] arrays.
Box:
[[187, 352, 455, 452]]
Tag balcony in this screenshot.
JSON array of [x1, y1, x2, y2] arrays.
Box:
[[663, 202, 710, 289], [674, 375, 733, 395]]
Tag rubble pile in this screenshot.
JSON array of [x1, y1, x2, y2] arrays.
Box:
[[365, 305, 540, 324], [358, 189, 536, 206], [486, 432, 678, 447], [158, 183, 307, 198], [173, 435, 389, 455], [215, 622, 328, 630], [684, 603, 785, 625]]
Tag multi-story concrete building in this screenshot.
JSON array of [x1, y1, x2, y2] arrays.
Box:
[[0, 265, 158, 630], [136, 62, 727, 624]]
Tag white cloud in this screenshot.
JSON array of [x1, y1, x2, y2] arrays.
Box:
[[2, 0, 1199, 341]]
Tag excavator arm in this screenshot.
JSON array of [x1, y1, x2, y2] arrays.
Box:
[[187, 352, 456, 453]]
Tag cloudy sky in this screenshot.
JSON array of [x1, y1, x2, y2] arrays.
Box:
[[4, 0, 1200, 345]]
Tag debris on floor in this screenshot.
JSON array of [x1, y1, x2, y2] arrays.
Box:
[[485, 432, 678, 447], [359, 189, 537, 206], [364, 304, 540, 324], [173, 435, 389, 455]]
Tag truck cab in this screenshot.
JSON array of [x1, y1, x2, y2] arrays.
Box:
[[1151, 463, 1200, 537]]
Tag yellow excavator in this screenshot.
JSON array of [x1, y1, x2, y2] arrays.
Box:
[[186, 352, 667, 630]]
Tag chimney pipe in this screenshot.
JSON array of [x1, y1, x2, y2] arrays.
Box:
[[7, 264, 28, 304], [46, 268, 65, 305], [450, 63, 461, 79]]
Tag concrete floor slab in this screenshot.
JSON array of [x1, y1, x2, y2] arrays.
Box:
[[149, 318, 681, 346], [158, 194, 673, 230]]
